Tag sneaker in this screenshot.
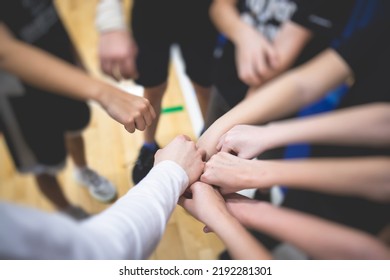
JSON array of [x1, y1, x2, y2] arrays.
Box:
[[132, 144, 160, 184], [61, 205, 90, 220], [74, 167, 117, 203]]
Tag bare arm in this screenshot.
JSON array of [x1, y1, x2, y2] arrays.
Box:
[[266, 103, 390, 149], [0, 23, 155, 133], [217, 103, 390, 159], [202, 153, 390, 202], [96, 0, 138, 80], [197, 49, 351, 159], [179, 182, 271, 260], [225, 195, 390, 259]]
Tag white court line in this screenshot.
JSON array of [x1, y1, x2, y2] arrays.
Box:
[[170, 44, 204, 137]]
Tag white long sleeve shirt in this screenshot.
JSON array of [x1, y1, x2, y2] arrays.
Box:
[[0, 161, 188, 259]]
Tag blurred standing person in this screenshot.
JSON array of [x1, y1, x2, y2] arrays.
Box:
[[208, 0, 356, 115], [96, 0, 218, 184], [0, 0, 145, 218]]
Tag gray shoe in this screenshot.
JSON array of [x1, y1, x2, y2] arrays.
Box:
[[74, 167, 117, 203]]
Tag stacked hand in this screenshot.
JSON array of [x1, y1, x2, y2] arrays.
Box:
[[96, 82, 156, 133]]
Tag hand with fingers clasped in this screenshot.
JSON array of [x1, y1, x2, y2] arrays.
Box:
[[179, 182, 273, 260], [178, 182, 231, 233], [234, 26, 279, 87], [201, 152, 271, 194], [217, 124, 273, 159]]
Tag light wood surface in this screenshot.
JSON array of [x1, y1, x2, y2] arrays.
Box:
[[0, 0, 225, 260]]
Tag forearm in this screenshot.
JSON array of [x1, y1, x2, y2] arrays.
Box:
[[198, 49, 350, 159], [199, 72, 304, 158], [81, 161, 189, 259], [0, 30, 108, 104], [211, 212, 271, 260], [240, 202, 390, 259], [256, 157, 390, 202], [265, 103, 390, 149], [210, 0, 248, 44]]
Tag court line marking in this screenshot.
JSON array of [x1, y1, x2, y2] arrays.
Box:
[[171, 44, 204, 137]]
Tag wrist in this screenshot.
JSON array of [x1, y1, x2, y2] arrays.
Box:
[[230, 22, 252, 45], [89, 79, 110, 107], [244, 201, 272, 230], [210, 208, 240, 233], [250, 160, 276, 188], [263, 122, 287, 150]]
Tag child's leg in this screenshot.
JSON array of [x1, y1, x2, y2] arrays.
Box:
[[35, 173, 70, 210]]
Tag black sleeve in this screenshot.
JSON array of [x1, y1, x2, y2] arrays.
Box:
[[0, 4, 4, 22], [334, 19, 390, 79], [291, 0, 356, 36]]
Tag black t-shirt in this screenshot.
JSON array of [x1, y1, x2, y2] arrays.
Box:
[[291, 0, 356, 66], [0, 0, 73, 62], [213, 0, 355, 108], [0, 0, 75, 103]]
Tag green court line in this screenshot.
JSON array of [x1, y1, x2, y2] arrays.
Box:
[[161, 105, 184, 114]]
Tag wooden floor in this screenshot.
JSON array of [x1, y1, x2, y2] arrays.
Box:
[[0, 0, 225, 260]]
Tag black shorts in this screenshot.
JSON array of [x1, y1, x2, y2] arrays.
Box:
[[131, 0, 217, 88], [0, 85, 90, 174]]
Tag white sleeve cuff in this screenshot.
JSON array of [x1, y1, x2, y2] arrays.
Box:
[[96, 0, 127, 33]]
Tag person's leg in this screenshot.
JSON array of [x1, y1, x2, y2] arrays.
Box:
[[179, 36, 216, 130], [65, 131, 117, 203], [34, 173, 89, 220], [35, 173, 70, 210], [130, 36, 171, 184], [65, 132, 86, 168], [131, 83, 167, 184], [142, 83, 167, 144], [58, 95, 116, 203]]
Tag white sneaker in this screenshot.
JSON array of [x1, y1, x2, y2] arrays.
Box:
[[61, 205, 90, 220], [74, 167, 117, 203]]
